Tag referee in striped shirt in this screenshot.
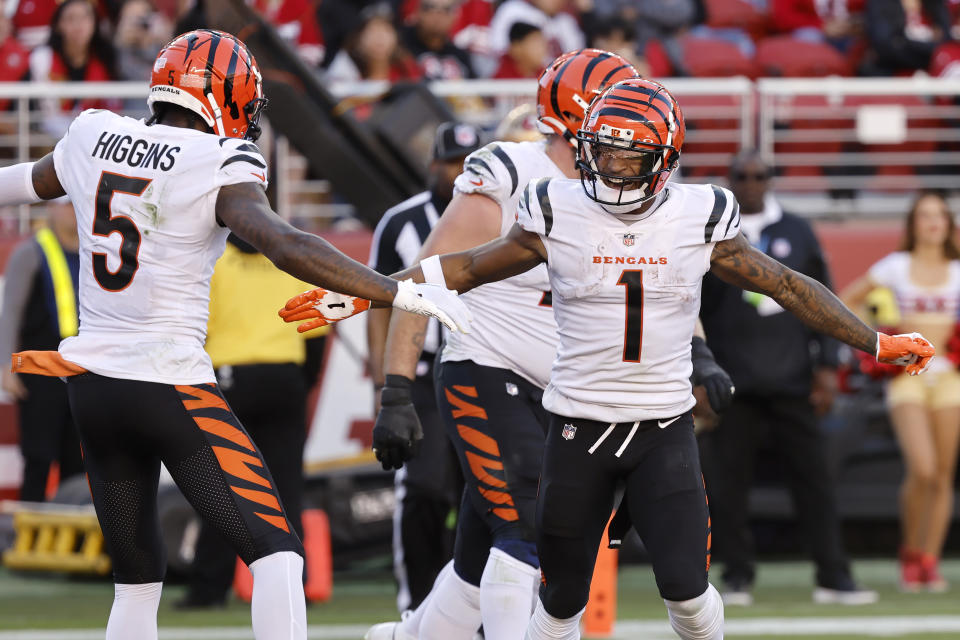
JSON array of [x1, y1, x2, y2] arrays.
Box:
[[367, 122, 482, 612]]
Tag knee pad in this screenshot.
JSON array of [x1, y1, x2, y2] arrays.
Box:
[[664, 582, 724, 640], [540, 571, 591, 620], [493, 538, 539, 568]]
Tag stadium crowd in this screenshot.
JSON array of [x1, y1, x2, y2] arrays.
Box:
[[4, 0, 960, 97]]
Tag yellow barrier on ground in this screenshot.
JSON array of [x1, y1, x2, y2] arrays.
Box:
[[1, 502, 111, 575]]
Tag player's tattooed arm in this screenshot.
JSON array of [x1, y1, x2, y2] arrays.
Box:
[[393, 223, 546, 293], [217, 182, 399, 306], [710, 233, 877, 354], [31, 153, 66, 199]]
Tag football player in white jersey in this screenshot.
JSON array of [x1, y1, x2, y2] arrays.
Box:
[[2, 30, 468, 640], [284, 77, 936, 640], [285, 54, 731, 640]]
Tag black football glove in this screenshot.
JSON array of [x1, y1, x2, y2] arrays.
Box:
[[372, 374, 423, 470], [691, 336, 735, 413]]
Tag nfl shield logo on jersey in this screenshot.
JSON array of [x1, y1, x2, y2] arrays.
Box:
[[562, 423, 577, 440], [622, 233, 635, 247]]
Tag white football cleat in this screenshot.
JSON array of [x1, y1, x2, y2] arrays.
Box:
[[364, 621, 416, 640]]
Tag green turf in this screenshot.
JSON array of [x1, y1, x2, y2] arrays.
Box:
[[0, 559, 957, 638]]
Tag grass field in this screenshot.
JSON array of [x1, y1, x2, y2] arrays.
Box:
[[0, 559, 958, 638]]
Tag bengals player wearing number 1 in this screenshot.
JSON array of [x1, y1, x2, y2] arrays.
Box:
[[1, 30, 470, 640]]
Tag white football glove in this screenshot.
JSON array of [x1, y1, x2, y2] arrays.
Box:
[[393, 279, 472, 333]]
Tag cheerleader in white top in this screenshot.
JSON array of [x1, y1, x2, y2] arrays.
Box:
[[842, 191, 960, 593]]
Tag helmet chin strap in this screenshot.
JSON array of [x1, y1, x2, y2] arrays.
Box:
[[599, 187, 667, 218], [205, 91, 225, 136]]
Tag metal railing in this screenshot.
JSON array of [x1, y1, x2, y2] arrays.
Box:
[[2, 77, 960, 230]]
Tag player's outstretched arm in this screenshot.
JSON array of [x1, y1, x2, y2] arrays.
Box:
[[710, 233, 934, 374], [220, 183, 471, 332], [393, 223, 547, 293], [218, 182, 400, 305]]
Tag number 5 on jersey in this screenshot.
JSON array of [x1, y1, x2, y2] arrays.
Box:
[[618, 270, 643, 362], [93, 172, 151, 291]]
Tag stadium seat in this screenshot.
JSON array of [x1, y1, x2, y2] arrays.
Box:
[[756, 36, 852, 77], [644, 39, 673, 78], [702, 0, 768, 40], [682, 37, 759, 78]]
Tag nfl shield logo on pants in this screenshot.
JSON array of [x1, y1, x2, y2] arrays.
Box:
[[623, 233, 635, 246], [562, 423, 577, 440]]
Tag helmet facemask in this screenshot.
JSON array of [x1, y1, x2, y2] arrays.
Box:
[[243, 96, 269, 141], [576, 132, 678, 213]]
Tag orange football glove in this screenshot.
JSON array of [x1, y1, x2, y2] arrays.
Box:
[[876, 332, 936, 376], [279, 288, 371, 333]]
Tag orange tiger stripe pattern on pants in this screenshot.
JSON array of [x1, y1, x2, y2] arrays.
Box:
[[176, 383, 290, 533], [445, 385, 520, 522]]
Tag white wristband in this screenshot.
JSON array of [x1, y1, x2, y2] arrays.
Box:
[[420, 254, 448, 288], [0, 162, 41, 205]]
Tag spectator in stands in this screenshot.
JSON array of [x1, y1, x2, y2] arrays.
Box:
[[698, 149, 878, 607], [493, 22, 547, 78], [177, 233, 324, 609], [403, 0, 475, 79], [317, 0, 390, 69], [840, 191, 960, 593], [29, 0, 118, 136], [486, 0, 584, 76], [633, 0, 697, 76], [115, 0, 172, 87], [0, 198, 84, 503], [0, 13, 31, 114], [587, 15, 652, 77], [771, 0, 860, 52], [325, 3, 421, 83], [250, 0, 325, 67], [861, 0, 953, 75], [12, 0, 58, 50]]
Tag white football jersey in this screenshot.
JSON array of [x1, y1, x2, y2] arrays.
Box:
[[517, 178, 741, 423], [53, 109, 269, 385], [443, 139, 562, 388]]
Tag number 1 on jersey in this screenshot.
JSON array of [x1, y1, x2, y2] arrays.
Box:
[[93, 172, 151, 291], [617, 270, 644, 362]]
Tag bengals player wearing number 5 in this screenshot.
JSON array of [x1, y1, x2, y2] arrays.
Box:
[[2, 30, 469, 640], [282, 78, 936, 640]]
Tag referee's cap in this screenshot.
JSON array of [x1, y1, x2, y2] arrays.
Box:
[[432, 122, 483, 162]]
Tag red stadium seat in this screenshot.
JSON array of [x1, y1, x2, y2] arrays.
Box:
[[644, 39, 673, 77], [756, 36, 852, 77], [703, 0, 768, 40], [682, 37, 758, 78]]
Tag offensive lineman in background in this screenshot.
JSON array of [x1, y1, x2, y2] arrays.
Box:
[[4, 29, 469, 640], [283, 78, 935, 640], [286, 51, 733, 640]]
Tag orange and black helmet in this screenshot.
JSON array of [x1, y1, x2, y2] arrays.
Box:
[[149, 30, 268, 140], [577, 78, 685, 208], [536, 49, 639, 147]]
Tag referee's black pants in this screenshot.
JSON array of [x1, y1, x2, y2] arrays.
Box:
[[698, 394, 851, 589], [185, 363, 307, 601]]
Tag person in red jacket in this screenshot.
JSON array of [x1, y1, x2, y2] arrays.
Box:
[[492, 21, 546, 78], [0, 14, 31, 114]]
